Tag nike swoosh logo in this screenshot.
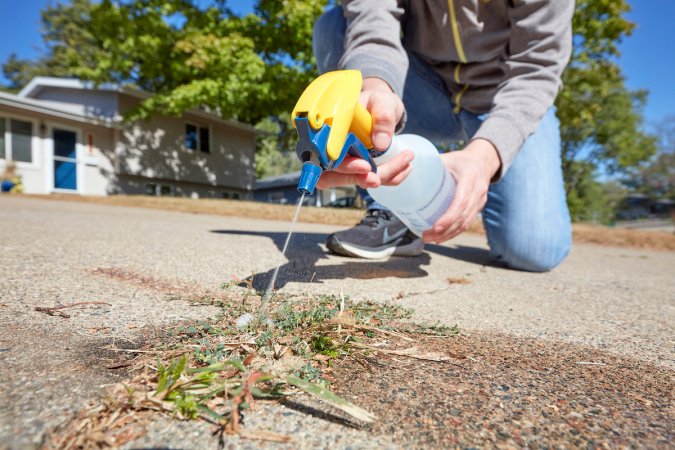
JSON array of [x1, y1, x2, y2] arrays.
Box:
[[382, 227, 407, 243]]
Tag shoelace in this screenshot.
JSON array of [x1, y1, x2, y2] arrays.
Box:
[[360, 209, 393, 228]]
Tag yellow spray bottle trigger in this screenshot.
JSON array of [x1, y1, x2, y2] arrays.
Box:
[[292, 70, 377, 194], [292, 70, 373, 160]]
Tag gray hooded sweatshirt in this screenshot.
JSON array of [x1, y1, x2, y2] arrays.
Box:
[[339, 0, 575, 179]]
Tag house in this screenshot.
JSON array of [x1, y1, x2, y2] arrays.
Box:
[[616, 194, 675, 221], [0, 77, 257, 198], [255, 170, 357, 207]]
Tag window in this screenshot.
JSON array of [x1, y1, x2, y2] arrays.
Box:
[[145, 182, 173, 196], [268, 192, 287, 204], [199, 126, 210, 153], [0, 117, 34, 163], [184, 123, 210, 153], [10, 119, 32, 163], [222, 192, 241, 200], [0, 117, 5, 159]]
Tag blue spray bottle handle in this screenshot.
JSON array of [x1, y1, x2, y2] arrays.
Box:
[[294, 117, 377, 194]]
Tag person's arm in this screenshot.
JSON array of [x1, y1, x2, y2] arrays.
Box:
[[472, 0, 574, 179], [340, 0, 408, 103], [316, 1, 412, 191], [423, 0, 574, 244]]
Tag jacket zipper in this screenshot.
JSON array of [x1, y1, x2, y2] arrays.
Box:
[[447, 0, 469, 113]]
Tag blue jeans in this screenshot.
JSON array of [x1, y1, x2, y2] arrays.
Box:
[[313, 7, 572, 272]]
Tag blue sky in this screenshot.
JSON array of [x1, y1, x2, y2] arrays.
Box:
[[0, 0, 672, 126]]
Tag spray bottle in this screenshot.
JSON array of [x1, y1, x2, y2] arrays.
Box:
[[291, 70, 456, 236]]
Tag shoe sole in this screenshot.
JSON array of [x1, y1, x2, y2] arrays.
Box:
[[328, 235, 424, 259]]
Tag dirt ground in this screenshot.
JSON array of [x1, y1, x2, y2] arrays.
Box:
[[1, 195, 673, 449], [333, 332, 674, 449]]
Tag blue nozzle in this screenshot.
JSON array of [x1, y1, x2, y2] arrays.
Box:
[[297, 161, 322, 194]]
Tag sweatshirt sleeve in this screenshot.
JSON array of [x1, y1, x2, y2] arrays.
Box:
[[339, 0, 409, 98], [471, 0, 574, 180]]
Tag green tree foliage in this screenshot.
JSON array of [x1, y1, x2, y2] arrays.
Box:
[[623, 116, 675, 200], [556, 0, 657, 220], [255, 113, 301, 179], [2, 0, 327, 123], [1, 0, 329, 177], [565, 161, 628, 224], [2, 0, 100, 91], [2, 0, 658, 215]]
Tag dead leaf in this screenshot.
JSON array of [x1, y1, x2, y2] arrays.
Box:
[[274, 344, 290, 359], [243, 353, 256, 367], [447, 277, 471, 285], [329, 310, 358, 327]]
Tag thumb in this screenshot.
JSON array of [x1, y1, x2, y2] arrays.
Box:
[[362, 91, 401, 151]]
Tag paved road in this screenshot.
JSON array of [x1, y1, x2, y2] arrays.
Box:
[[1, 196, 673, 448]]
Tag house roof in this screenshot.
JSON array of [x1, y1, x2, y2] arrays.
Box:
[[18, 76, 121, 98], [17, 76, 259, 134], [0, 90, 118, 128], [255, 170, 301, 190]]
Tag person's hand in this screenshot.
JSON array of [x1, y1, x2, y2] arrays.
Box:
[[316, 77, 412, 190], [422, 139, 501, 244]]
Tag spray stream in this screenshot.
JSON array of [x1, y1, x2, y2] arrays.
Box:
[[260, 192, 306, 311]]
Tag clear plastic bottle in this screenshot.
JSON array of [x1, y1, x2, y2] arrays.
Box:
[[367, 134, 456, 236]]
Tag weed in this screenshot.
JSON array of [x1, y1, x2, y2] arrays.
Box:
[[46, 290, 460, 447], [411, 322, 461, 337]]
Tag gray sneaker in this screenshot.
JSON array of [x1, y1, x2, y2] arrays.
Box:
[[326, 209, 424, 259]]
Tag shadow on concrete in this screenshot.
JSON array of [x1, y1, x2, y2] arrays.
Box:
[[210, 229, 496, 291]]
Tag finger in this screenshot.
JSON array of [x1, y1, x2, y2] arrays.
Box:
[[316, 171, 380, 190], [422, 177, 476, 243], [368, 92, 402, 150], [331, 156, 373, 174], [424, 189, 486, 243], [386, 163, 413, 186], [428, 180, 470, 236], [376, 150, 414, 184]]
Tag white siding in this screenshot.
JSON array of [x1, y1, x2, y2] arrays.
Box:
[[81, 125, 116, 195], [117, 94, 256, 194], [29, 87, 118, 119]]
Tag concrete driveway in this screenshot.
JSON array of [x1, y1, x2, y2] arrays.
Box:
[[1, 196, 673, 448]]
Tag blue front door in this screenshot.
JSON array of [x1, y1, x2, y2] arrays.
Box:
[[53, 129, 77, 190]]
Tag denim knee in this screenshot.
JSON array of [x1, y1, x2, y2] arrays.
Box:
[[489, 224, 572, 272], [312, 7, 345, 73]]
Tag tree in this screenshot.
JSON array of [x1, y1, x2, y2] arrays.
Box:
[[3, 0, 328, 123], [556, 0, 657, 219], [2, 0, 100, 92], [255, 113, 301, 179], [3, 0, 658, 206], [1, 0, 330, 177], [623, 116, 675, 199]]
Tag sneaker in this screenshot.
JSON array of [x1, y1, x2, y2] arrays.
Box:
[[326, 209, 424, 259]]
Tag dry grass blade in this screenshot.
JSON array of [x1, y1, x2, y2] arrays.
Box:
[[286, 376, 377, 423], [35, 301, 112, 318], [354, 324, 415, 342], [354, 344, 453, 362], [238, 428, 292, 443]]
